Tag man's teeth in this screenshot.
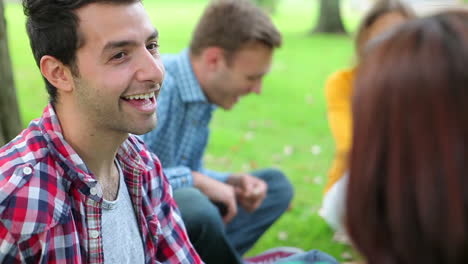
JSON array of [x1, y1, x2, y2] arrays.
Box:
[[124, 92, 155, 100]]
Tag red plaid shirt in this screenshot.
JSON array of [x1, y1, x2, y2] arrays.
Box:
[[0, 104, 202, 264]]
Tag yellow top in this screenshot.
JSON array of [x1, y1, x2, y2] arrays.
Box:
[[324, 69, 355, 193]]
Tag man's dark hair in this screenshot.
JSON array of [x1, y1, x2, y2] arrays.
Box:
[[23, 0, 139, 104]]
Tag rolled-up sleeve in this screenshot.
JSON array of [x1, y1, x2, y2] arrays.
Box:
[[163, 166, 193, 190]]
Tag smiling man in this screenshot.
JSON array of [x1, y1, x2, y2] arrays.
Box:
[[141, 0, 294, 263], [0, 0, 201, 263]]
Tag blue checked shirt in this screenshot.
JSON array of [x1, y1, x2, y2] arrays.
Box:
[[142, 50, 230, 190]]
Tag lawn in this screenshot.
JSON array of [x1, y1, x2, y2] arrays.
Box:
[[5, 0, 360, 261]]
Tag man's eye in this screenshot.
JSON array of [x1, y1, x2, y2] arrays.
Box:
[[147, 43, 160, 50], [112, 52, 126, 60]]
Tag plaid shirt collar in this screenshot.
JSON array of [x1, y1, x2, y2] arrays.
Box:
[[38, 104, 151, 200], [39, 103, 100, 197]]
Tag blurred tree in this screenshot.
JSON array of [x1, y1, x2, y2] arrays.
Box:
[[0, 0, 22, 146], [312, 0, 347, 34], [252, 0, 281, 14]]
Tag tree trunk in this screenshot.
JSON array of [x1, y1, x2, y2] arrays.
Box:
[[0, 0, 22, 147], [0, 121, 5, 147], [312, 0, 346, 34]]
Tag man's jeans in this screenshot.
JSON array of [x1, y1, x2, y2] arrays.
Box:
[[174, 168, 294, 264], [276, 250, 339, 264]]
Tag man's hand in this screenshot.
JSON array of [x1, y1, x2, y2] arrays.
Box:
[[192, 171, 237, 223], [227, 173, 267, 212]]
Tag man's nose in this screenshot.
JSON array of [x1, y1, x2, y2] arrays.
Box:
[[135, 49, 164, 85], [250, 80, 262, 94]]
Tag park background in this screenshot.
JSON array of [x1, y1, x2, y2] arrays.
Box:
[[0, 0, 461, 262]]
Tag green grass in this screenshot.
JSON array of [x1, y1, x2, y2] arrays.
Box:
[[5, 0, 361, 261]]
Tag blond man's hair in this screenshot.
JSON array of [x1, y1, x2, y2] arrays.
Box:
[[190, 0, 282, 62]]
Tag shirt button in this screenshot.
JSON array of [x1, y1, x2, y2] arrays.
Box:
[[89, 230, 100, 239], [90, 187, 98, 196], [23, 167, 32, 175]]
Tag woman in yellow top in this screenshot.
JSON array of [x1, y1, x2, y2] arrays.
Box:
[[321, 0, 415, 235]]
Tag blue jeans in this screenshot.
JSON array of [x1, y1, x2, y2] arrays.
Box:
[[275, 250, 339, 264], [174, 168, 294, 264]]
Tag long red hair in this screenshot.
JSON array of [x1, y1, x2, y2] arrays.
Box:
[[347, 10, 468, 264]]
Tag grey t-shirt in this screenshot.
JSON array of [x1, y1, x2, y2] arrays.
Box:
[[101, 161, 145, 263]]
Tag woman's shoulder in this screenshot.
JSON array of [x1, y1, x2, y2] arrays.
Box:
[[326, 68, 355, 87], [325, 68, 356, 101]]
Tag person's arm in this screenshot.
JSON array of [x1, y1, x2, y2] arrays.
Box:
[[324, 70, 354, 192], [146, 140, 236, 225], [200, 168, 230, 183], [326, 70, 353, 155], [141, 132, 194, 189], [191, 171, 237, 223], [198, 162, 266, 214], [226, 173, 267, 212], [163, 166, 193, 190]]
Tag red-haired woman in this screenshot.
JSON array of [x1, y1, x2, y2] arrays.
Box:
[[347, 10, 468, 264]]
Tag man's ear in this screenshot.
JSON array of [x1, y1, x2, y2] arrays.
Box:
[[201, 47, 225, 71], [39, 55, 75, 93]]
